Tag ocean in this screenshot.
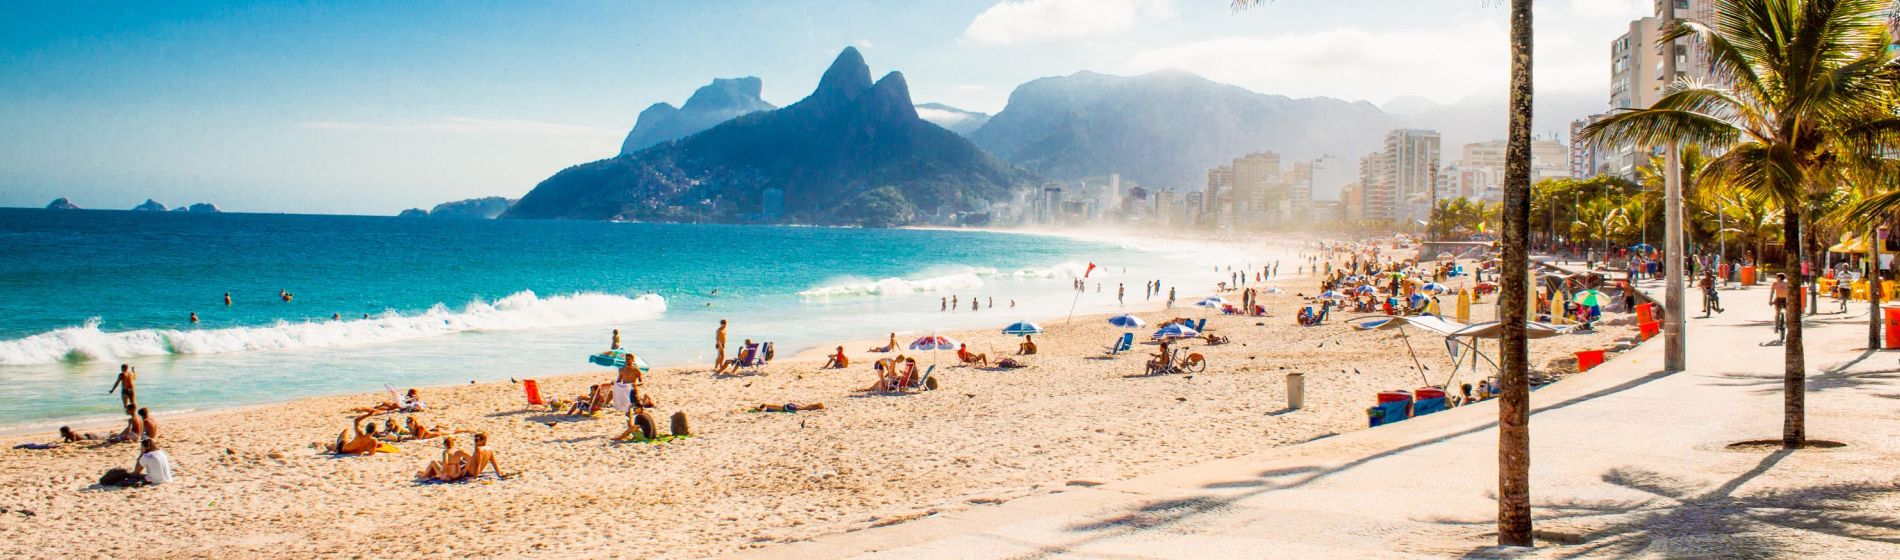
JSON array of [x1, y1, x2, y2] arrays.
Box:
[[0, 208, 1288, 430]]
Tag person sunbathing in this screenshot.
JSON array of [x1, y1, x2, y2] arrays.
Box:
[[464, 433, 510, 480], [756, 402, 825, 412], [567, 384, 610, 415], [824, 346, 850, 369], [957, 344, 989, 367], [329, 411, 383, 455], [866, 333, 897, 353], [403, 416, 467, 440], [1017, 335, 1038, 355], [416, 436, 470, 482], [1146, 341, 1174, 375], [1202, 333, 1230, 345], [60, 426, 102, 442]]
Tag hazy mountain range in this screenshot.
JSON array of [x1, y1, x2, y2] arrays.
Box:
[[506, 48, 1031, 225]]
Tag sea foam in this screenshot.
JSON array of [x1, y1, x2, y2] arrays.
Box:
[[797, 261, 1090, 298], [0, 291, 667, 365]]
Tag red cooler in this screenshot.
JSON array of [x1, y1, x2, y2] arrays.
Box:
[[1576, 349, 1607, 372], [1377, 390, 1412, 403]]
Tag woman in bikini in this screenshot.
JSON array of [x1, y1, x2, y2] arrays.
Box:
[[416, 436, 470, 482], [403, 416, 467, 440]]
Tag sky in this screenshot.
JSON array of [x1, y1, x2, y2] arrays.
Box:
[[0, 0, 1653, 215]]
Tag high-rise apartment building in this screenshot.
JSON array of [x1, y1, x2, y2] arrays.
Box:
[[1569, 115, 1609, 179], [1358, 151, 1393, 222], [1385, 129, 1440, 223], [1231, 151, 1281, 227]]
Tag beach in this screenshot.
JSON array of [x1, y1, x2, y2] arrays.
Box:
[[0, 264, 1632, 559]]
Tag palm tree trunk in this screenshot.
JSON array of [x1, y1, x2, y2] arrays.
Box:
[[1496, 0, 1534, 547], [1872, 227, 1884, 350], [1783, 208, 1806, 449]]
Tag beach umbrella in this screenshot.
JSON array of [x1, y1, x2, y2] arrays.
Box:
[[1194, 297, 1227, 308], [1153, 323, 1199, 340], [1573, 289, 1605, 308], [1353, 285, 1376, 294], [1001, 321, 1044, 336], [1317, 290, 1347, 300], [1420, 282, 1450, 294], [1107, 314, 1146, 328], [588, 348, 651, 371], [908, 335, 959, 351]]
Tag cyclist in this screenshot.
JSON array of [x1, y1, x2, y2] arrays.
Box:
[[1769, 273, 1789, 339]]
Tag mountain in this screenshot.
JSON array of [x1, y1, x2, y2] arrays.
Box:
[[619, 77, 777, 154], [175, 203, 221, 213], [45, 198, 80, 210], [131, 199, 168, 211], [970, 70, 1399, 189], [397, 208, 430, 218], [507, 47, 1035, 226], [428, 196, 514, 218], [915, 103, 990, 136]]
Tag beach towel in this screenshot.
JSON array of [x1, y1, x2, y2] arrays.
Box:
[[611, 382, 634, 412], [374, 442, 400, 454]]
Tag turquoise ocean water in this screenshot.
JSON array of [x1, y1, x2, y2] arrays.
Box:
[[0, 208, 1263, 430]]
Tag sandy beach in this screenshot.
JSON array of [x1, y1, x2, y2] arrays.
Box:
[[0, 264, 1632, 559]]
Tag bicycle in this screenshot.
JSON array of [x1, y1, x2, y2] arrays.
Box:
[[1773, 304, 1786, 341]]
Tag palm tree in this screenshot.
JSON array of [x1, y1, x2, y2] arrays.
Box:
[[1583, 0, 1898, 449]]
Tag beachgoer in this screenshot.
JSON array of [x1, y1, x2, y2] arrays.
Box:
[[611, 329, 621, 349], [957, 343, 989, 367], [399, 388, 426, 412], [972, 298, 978, 311], [940, 297, 946, 311], [613, 410, 660, 442], [404, 416, 464, 440], [464, 433, 509, 479], [329, 411, 382, 455], [417, 436, 470, 482], [189, 312, 198, 324], [332, 313, 340, 321], [108, 364, 137, 409], [224, 292, 231, 306], [1700, 272, 1723, 316], [1018, 335, 1038, 355], [824, 346, 850, 369], [568, 384, 609, 415], [1770, 273, 1790, 337], [109, 404, 143, 443], [1118, 283, 1125, 304], [138, 408, 157, 441], [714, 320, 728, 373], [988, 297, 993, 309], [756, 402, 825, 412], [60, 426, 102, 442], [1147, 340, 1174, 375], [129, 439, 175, 485]]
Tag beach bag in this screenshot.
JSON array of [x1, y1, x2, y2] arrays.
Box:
[[99, 468, 135, 487], [670, 412, 691, 437]]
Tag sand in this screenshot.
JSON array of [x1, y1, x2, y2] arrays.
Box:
[[0, 263, 1632, 559]]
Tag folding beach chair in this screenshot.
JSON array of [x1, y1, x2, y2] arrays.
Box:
[[523, 379, 544, 407], [1105, 332, 1134, 355], [732, 343, 766, 373]]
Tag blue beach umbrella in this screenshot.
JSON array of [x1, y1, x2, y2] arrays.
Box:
[[1420, 282, 1450, 294], [1353, 285, 1376, 294], [588, 348, 651, 371], [1318, 290, 1347, 300], [1153, 323, 1199, 340], [1108, 314, 1147, 328], [1195, 297, 1227, 308], [1002, 321, 1044, 336]]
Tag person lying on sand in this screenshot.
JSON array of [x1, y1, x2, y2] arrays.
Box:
[[957, 343, 989, 367], [416, 436, 470, 482], [329, 411, 384, 455], [464, 433, 509, 480], [824, 346, 850, 369], [1017, 335, 1038, 355], [756, 402, 825, 412], [996, 357, 1027, 369], [61, 426, 102, 442], [1202, 333, 1230, 345], [867, 333, 896, 353], [403, 416, 467, 440]]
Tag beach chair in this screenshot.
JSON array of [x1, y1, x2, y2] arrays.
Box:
[[910, 365, 937, 391], [523, 379, 544, 407], [730, 343, 766, 373], [1193, 318, 1207, 332], [1105, 332, 1134, 355]]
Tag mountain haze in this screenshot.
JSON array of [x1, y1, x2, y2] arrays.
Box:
[[971, 70, 1400, 190], [915, 103, 991, 136], [619, 77, 777, 154], [507, 48, 1034, 226]]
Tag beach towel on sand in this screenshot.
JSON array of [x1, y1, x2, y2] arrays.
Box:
[[611, 382, 634, 412]]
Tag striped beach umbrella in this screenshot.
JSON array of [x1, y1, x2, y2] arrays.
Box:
[[1001, 321, 1044, 336], [1107, 314, 1146, 328], [1153, 323, 1199, 340]]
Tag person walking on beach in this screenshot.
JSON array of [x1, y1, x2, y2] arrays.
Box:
[[971, 298, 978, 312], [1167, 287, 1176, 308], [988, 297, 993, 309], [952, 295, 959, 311], [941, 297, 947, 311], [108, 364, 136, 409], [1117, 283, 1125, 305], [714, 320, 728, 373]]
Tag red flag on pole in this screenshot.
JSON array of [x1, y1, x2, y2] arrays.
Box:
[[1084, 262, 1097, 278]]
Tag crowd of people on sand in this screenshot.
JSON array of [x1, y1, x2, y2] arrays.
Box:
[[17, 364, 178, 488]]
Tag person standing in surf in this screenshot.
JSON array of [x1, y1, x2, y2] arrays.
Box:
[[107, 364, 136, 409], [713, 320, 728, 373]]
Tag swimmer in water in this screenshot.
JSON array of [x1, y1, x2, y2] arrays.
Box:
[[332, 313, 340, 321], [189, 312, 199, 324], [224, 292, 231, 306]]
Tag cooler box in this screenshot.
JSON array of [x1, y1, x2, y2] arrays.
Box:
[[1576, 349, 1607, 372], [1741, 265, 1758, 286], [1639, 321, 1661, 341], [1368, 399, 1412, 427], [1412, 387, 1448, 416], [1886, 306, 1900, 349]]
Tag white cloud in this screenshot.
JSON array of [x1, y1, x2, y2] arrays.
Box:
[[916, 106, 980, 127], [300, 116, 620, 138], [1122, 17, 1610, 103], [963, 0, 1174, 45], [855, 38, 875, 49]]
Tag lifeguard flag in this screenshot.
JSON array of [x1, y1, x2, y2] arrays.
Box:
[[1084, 263, 1097, 278]]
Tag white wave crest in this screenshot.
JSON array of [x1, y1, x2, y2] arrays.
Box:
[[0, 291, 667, 365]]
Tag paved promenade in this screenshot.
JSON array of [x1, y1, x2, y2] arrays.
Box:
[[728, 263, 1900, 559]]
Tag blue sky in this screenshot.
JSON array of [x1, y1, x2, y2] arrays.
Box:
[[0, 0, 1651, 214]]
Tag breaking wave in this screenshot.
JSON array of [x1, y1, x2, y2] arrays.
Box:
[[798, 261, 1090, 298], [0, 291, 667, 365]]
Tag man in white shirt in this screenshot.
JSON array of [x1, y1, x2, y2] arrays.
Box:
[[133, 439, 174, 485]]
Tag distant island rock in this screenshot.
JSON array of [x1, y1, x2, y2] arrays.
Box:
[[396, 197, 516, 218], [915, 103, 990, 137], [131, 199, 169, 212], [620, 77, 777, 154], [508, 47, 1034, 226], [169, 203, 221, 213], [45, 198, 81, 210]]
